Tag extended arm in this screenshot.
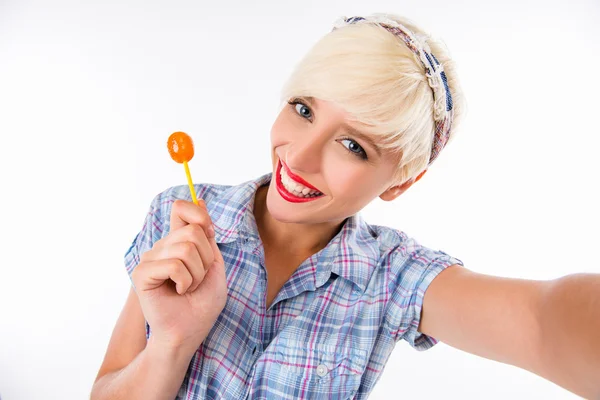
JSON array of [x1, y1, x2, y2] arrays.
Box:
[[420, 266, 600, 399]]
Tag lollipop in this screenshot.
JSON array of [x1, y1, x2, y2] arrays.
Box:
[[167, 131, 199, 205]]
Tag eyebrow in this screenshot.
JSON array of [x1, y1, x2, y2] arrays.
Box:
[[302, 96, 382, 157], [343, 124, 382, 157]]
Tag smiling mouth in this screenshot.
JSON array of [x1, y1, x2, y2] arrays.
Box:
[[275, 160, 324, 202]]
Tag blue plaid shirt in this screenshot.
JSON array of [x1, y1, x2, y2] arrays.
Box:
[[125, 173, 463, 399]]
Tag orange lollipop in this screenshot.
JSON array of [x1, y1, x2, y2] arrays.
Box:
[[167, 131, 198, 205]]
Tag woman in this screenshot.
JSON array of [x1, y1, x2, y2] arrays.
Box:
[[91, 13, 600, 399]]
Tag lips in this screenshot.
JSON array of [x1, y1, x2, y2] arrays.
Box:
[[280, 160, 321, 192], [275, 160, 324, 203]]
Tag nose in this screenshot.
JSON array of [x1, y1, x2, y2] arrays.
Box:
[[285, 126, 330, 175]]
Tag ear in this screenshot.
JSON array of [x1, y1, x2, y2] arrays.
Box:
[[379, 169, 427, 202]]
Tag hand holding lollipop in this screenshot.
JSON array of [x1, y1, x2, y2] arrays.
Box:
[[167, 131, 198, 205], [126, 131, 227, 353]]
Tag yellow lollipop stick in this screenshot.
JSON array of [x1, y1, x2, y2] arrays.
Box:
[[183, 160, 198, 205]]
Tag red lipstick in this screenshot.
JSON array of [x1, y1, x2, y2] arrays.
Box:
[[275, 160, 323, 203], [280, 160, 321, 191]]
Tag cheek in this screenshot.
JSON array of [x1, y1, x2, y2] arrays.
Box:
[[323, 158, 389, 200], [323, 159, 367, 197]]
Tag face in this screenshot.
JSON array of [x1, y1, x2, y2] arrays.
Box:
[[265, 96, 411, 225]]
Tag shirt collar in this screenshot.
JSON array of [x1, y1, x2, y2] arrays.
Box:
[[314, 212, 380, 292], [207, 173, 270, 244], [207, 173, 380, 292]]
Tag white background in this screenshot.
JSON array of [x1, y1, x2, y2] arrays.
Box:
[[1, 0, 598, 399]]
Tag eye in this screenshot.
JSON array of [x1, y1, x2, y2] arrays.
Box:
[[295, 103, 312, 119], [288, 99, 313, 120], [340, 138, 368, 160]]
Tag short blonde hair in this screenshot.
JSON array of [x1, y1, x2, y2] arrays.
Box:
[[280, 13, 466, 185]]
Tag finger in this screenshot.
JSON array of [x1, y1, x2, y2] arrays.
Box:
[[169, 199, 214, 238], [196, 246, 226, 293], [144, 224, 212, 292], [186, 224, 215, 274], [194, 247, 227, 310], [153, 224, 215, 269], [132, 259, 193, 295], [166, 241, 207, 293], [206, 235, 224, 269], [175, 224, 215, 291]]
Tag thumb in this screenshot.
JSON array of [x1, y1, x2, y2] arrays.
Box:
[[196, 259, 226, 294]]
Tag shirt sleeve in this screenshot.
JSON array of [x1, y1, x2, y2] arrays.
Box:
[[124, 192, 166, 290], [385, 244, 463, 350]]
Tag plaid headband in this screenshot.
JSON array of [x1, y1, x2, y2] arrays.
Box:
[[333, 15, 454, 167]]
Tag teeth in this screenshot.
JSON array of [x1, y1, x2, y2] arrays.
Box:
[[280, 166, 322, 198]]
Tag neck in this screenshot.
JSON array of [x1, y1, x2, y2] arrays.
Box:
[[253, 185, 345, 256]]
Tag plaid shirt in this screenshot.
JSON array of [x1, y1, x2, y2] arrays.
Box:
[[125, 173, 462, 399]]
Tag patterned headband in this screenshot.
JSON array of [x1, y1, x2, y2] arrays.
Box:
[[332, 15, 454, 167]]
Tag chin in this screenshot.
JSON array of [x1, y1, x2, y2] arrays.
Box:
[[265, 187, 300, 223]]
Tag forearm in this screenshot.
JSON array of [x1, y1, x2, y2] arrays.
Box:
[[538, 273, 600, 399], [91, 338, 197, 400]]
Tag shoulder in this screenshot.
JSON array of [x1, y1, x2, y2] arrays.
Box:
[[148, 181, 233, 215], [138, 182, 233, 238], [369, 224, 461, 280], [154, 181, 232, 206], [141, 174, 270, 243], [369, 224, 462, 345], [124, 181, 233, 275]]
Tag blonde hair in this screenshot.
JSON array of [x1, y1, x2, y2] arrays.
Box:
[[280, 13, 466, 185]]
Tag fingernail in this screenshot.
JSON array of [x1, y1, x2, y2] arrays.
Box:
[[208, 225, 215, 238]]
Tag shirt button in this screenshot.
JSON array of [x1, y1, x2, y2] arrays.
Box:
[[316, 364, 328, 377]]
